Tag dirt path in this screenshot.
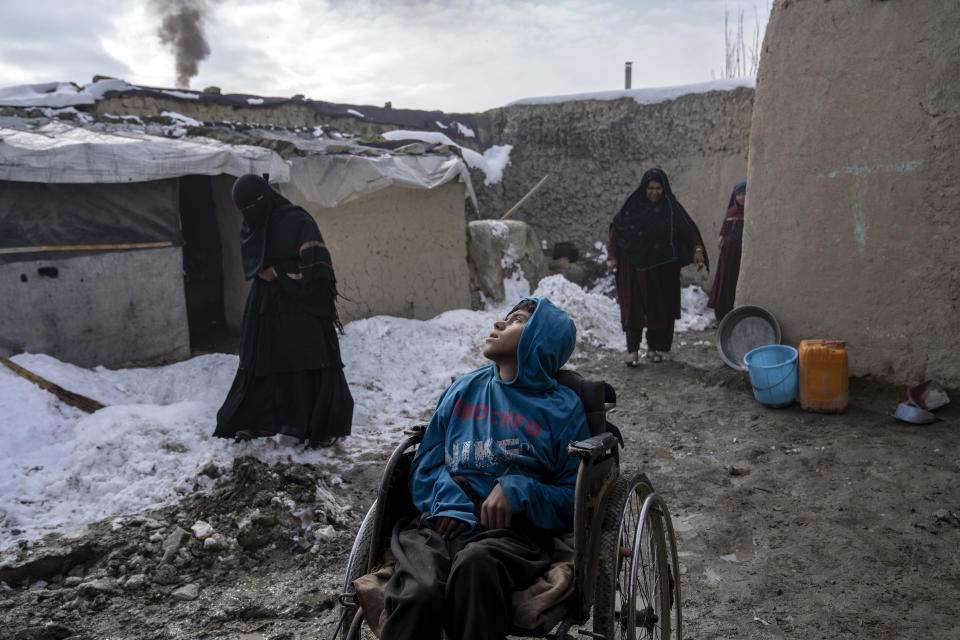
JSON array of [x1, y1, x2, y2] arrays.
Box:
[[1, 331, 957, 639], [572, 338, 960, 639]]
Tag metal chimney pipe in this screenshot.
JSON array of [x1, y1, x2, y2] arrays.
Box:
[[625, 61, 633, 89]]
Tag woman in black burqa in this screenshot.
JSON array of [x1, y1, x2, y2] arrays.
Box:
[[214, 174, 353, 447], [707, 181, 746, 323], [607, 168, 708, 365]]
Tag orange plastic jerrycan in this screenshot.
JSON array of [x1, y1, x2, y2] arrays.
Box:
[[798, 339, 849, 412]]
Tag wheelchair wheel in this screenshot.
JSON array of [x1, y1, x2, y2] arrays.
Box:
[[593, 472, 676, 639], [339, 500, 376, 640]]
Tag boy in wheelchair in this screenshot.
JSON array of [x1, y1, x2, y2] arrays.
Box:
[[380, 297, 591, 640]]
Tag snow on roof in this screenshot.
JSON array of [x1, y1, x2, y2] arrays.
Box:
[[0, 118, 477, 205], [0, 121, 290, 184], [0, 78, 483, 198], [0, 79, 138, 108], [509, 77, 756, 107], [0, 82, 93, 108], [0, 78, 479, 141], [383, 129, 510, 186]]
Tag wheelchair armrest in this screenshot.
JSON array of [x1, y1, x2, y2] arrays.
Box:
[[402, 424, 427, 439], [567, 432, 619, 461]]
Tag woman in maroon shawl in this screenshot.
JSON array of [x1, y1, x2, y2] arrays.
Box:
[[707, 181, 746, 323], [607, 168, 707, 365]]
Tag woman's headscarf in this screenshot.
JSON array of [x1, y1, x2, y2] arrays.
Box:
[[727, 181, 747, 210], [610, 168, 707, 271], [232, 174, 293, 280]]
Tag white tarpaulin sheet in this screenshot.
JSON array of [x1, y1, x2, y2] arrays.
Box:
[[285, 152, 476, 209], [0, 122, 290, 184]]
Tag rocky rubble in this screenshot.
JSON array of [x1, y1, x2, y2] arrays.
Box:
[[0, 456, 366, 640]]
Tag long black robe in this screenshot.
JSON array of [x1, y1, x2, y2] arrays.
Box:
[[608, 168, 707, 351], [215, 203, 353, 444]]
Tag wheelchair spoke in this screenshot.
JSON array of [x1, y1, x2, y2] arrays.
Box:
[[595, 473, 677, 640]]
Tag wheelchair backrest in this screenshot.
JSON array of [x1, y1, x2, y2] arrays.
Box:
[[555, 368, 622, 444]]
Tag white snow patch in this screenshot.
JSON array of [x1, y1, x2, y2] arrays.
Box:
[[161, 90, 199, 100], [510, 77, 756, 107], [39, 106, 94, 123], [592, 241, 608, 263], [0, 277, 712, 550], [347, 109, 365, 118], [162, 111, 202, 127], [488, 221, 510, 239], [104, 113, 144, 124], [456, 122, 476, 138], [382, 129, 512, 186], [83, 78, 136, 101], [247, 97, 265, 105]]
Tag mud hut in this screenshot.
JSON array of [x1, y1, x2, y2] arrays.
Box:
[[0, 111, 474, 367], [739, 0, 960, 386]]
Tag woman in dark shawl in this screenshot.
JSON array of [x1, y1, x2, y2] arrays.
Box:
[[607, 168, 707, 365], [707, 181, 746, 323], [214, 174, 353, 447]]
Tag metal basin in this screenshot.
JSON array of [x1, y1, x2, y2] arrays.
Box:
[[716, 305, 782, 371]]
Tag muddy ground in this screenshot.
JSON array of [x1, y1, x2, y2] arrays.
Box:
[[1, 331, 957, 639]]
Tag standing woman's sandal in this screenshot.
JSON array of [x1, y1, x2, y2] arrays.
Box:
[[624, 352, 640, 368]]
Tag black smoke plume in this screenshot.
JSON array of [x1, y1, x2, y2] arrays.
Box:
[[152, 0, 212, 89]]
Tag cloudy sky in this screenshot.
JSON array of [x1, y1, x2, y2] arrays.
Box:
[[0, 0, 770, 113]]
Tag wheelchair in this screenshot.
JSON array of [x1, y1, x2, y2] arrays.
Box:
[[335, 370, 683, 640]]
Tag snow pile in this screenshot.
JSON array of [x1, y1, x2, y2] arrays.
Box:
[[382, 129, 511, 186], [509, 77, 756, 107], [678, 285, 712, 332], [533, 275, 623, 349], [0, 277, 711, 549]]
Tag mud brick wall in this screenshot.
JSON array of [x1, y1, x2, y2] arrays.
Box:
[[739, 0, 960, 386]]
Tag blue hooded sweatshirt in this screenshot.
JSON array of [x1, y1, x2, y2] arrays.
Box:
[[409, 297, 590, 533]]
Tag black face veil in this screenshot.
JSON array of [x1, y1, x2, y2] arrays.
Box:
[[232, 174, 290, 280]]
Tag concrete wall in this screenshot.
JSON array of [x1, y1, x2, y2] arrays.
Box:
[[469, 89, 753, 288], [740, 0, 960, 386], [0, 248, 190, 367]]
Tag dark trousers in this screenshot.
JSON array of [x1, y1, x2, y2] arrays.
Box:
[[381, 514, 551, 640], [626, 324, 675, 353]]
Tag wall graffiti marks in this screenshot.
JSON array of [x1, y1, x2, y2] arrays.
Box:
[[815, 160, 922, 250]]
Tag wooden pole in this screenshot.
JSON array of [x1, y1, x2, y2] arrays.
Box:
[[0, 241, 173, 256], [499, 173, 552, 221], [0, 358, 105, 413]]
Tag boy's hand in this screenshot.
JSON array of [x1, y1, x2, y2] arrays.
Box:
[[480, 483, 513, 530], [434, 516, 469, 540]]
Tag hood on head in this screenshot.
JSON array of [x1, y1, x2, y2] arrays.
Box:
[[639, 167, 676, 200], [507, 297, 576, 392], [728, 181, 747, 209]]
